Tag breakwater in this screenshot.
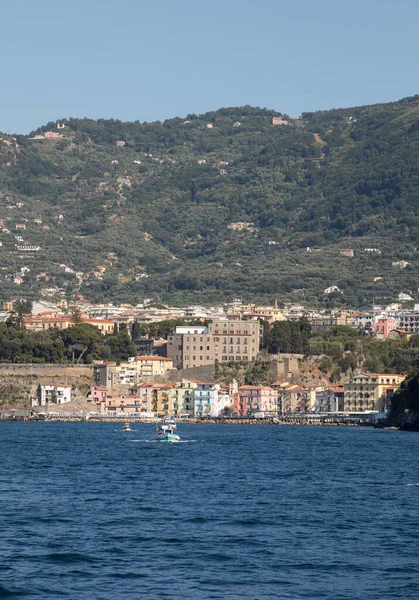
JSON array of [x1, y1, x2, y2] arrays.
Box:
[[2, 414, 375, 426]]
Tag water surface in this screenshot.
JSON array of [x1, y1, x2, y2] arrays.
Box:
[[0, 423, 418, 599]]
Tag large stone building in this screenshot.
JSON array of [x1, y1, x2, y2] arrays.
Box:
[[167, 320, 261, 369], [343, 373, 404, 412]]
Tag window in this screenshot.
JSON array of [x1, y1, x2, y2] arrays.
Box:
[[207, 346, 210, 351], [192, 356, 196, 360], [222, 355, 228, 361]]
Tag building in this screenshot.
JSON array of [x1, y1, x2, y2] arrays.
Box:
[[89, 386, 108, 404], [171, 380, 198, 416], [133, 338, 155, 355], [375, 318, 397, 339], [396, 312, 419, 334], [167, 320, 261, 369], [136, 356, 173, 379], [315, 387, 344, 412], [280, 385, 316, 414], [99, 394, 143, 415], [117, 362, 137, 386], [344, 373, 405, 412], [33, 384, 72, 406], [339, 248, 354, 258], [84, 319, 115, 334], [234, 386, 278, 417], [24, 316, 73, 331], [44, 131, 63, 139], [309, 313, 348, 333], [272, 116, 289, 126], [194, 383, 220, 417], [227, 221, 257, 232]]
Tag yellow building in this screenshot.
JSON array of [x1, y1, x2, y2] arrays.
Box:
[[344, 373, 405, 412], [151, 383, 177, 416], [136, 356, 173, 380]]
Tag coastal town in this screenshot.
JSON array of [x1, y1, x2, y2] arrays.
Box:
[[0, 296, 415, 423]]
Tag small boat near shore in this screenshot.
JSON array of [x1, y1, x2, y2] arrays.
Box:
[[122, 422, 132, 431], [156, 422, 180, 442]]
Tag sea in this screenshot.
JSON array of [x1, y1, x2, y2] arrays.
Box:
[[0, 422, 418, 599]]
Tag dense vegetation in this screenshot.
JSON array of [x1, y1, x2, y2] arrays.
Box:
[[388, 370, 419, 430], [310, 326, 419, 381], [1, 96, 419, 306], [0, 322, 136, 364]]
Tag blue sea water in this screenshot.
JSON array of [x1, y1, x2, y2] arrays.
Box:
[[0, 423, 418, 599]]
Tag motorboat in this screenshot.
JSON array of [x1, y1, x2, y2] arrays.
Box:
[[156, 422, 180, 442], [122, 422, 132, 431]]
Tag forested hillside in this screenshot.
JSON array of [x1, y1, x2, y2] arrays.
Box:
[[1, 96, 419, 306]]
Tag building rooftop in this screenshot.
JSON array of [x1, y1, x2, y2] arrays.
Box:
[[137, 356, 173, 361]]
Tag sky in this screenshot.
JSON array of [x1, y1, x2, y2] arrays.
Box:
[[1, 0, 418, 133]]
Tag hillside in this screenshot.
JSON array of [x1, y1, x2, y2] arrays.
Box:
[[1, 97, 419, 306]]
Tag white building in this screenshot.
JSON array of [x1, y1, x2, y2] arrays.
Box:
[[33, 384, 72, 406], [194, 383, 220, 417]]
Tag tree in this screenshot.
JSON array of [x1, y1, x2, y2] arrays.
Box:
[[6, 300, 32, 331]]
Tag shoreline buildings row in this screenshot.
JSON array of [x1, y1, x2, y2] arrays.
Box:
[[32, 362, 404, 419]]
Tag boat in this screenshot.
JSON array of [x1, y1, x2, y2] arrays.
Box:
[[122, 422, 132, 431], [156, 422, 180, 442]]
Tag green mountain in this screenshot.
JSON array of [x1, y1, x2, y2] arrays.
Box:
[[1, 97, 419, 306]]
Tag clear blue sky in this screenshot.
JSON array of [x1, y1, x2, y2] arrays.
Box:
[[1, 0, 417, 133]]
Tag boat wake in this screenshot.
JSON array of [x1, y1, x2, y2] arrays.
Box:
[[407, 483, 419, 486], [128, 439, 198, 443]]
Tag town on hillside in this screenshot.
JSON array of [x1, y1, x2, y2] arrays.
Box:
[[0, 297, 416, 422]]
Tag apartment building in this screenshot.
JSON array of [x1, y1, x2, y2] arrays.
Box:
[[344, 373, 404, 412], [280, 385, 316, 414], [136, 356, 174, 379], [167, 320, 260, 369], [171, 380, 198, 416], [315, 387, 344, 412], [32, 384, 72, 406], [396, 312, 419, 334], [234, 386, 278, 417]]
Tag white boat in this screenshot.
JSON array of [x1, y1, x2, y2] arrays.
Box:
[[156, 422, 180, 442], [122, 422, 132, 431]]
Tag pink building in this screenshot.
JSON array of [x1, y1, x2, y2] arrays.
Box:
[[235, 386, 278, 417], [89, 386, 108, 404], [375, 318, 397, 340], [100, 394, 142, 414]]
